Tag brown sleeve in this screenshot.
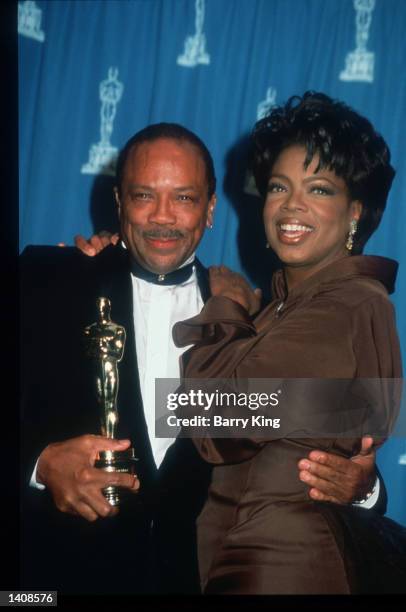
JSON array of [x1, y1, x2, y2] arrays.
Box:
[[352, 296, 402, 378], [174, 295, 255, 346], [173, 296, 268, 464], [350, 295, 403, 441], [173, 295, 258, 379]]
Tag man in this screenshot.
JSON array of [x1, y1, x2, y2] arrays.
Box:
[[21, 123, 383, 596]]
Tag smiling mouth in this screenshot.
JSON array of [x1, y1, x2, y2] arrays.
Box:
[[277, 222, 315, 243], [144, 236, 182, 251], [143, 229, 184, 250]]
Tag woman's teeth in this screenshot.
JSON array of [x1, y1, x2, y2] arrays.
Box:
[[280, 224, 313, 233]]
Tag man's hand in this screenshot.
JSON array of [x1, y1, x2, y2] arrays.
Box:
[[298, 436, 376, 504], [209, 265, 262, 316], [37, 434, 139, 521], [73, 231, 119, 256]]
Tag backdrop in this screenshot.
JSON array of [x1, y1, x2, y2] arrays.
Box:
[[18, 0, 405, 525]]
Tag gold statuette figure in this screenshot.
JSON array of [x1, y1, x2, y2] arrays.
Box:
[[84, 297, 137, 505]]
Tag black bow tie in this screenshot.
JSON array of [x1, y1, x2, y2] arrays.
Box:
[[129, 257, 195, 285]]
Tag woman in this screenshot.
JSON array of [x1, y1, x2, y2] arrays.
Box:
[[173, 92, 404, 594]]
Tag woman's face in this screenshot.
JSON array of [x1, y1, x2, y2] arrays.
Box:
[[263, 145, 362, 277]]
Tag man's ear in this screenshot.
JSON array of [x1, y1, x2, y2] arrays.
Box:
[[206, 194, 217, 228]]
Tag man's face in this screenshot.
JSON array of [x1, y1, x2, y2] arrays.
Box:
[[117, 138, 216, 274]]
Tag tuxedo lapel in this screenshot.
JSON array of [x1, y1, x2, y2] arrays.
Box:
[[195, 258, 210, 302], [93, 245, 157, 485]]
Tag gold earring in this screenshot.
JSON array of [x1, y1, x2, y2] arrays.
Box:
[[346, 219, 358, 252]]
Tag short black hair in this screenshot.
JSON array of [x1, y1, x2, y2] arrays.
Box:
[[115, 122, 216, 199], [252, 91, 395, 254]]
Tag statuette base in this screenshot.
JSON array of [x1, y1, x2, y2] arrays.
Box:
[[95, 448, 138, 506]]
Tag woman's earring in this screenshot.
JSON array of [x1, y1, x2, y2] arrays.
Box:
[[346, 219, 358, 252], [265, 242, 270, 249]]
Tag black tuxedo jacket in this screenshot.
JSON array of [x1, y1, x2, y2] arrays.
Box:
[[20, 244, 211, 595]]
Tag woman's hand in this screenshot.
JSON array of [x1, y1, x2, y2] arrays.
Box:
[[209, 265, 262, 316]]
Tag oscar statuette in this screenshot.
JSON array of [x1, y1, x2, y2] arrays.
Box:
[[84, 297, 137, 506]]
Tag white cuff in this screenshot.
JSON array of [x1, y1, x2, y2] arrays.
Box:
[[29, 458, 46, 490], [352, 476, 379, 509]]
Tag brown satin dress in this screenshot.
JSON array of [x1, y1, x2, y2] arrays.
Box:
[[173, 255, 402, 594]]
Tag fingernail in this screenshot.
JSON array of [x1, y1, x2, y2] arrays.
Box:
[[87, 247, 96, 256], [299, 459, 310, 470], [299, 471, 310, 482]]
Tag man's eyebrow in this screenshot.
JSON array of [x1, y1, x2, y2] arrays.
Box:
[[125, 184, 198, 191], [173, 185, 198, 192], [126, 183, 152, 190]]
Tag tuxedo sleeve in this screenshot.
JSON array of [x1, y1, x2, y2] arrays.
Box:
[[20, 246, 98, 487]]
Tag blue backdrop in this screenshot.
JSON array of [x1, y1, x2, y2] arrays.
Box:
[[18, 0, 405, 525]]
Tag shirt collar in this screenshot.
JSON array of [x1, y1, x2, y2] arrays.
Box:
[[121, 241, 196, 285]]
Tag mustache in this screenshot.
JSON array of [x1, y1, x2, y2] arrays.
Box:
[[142, 228, 185, 239]]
